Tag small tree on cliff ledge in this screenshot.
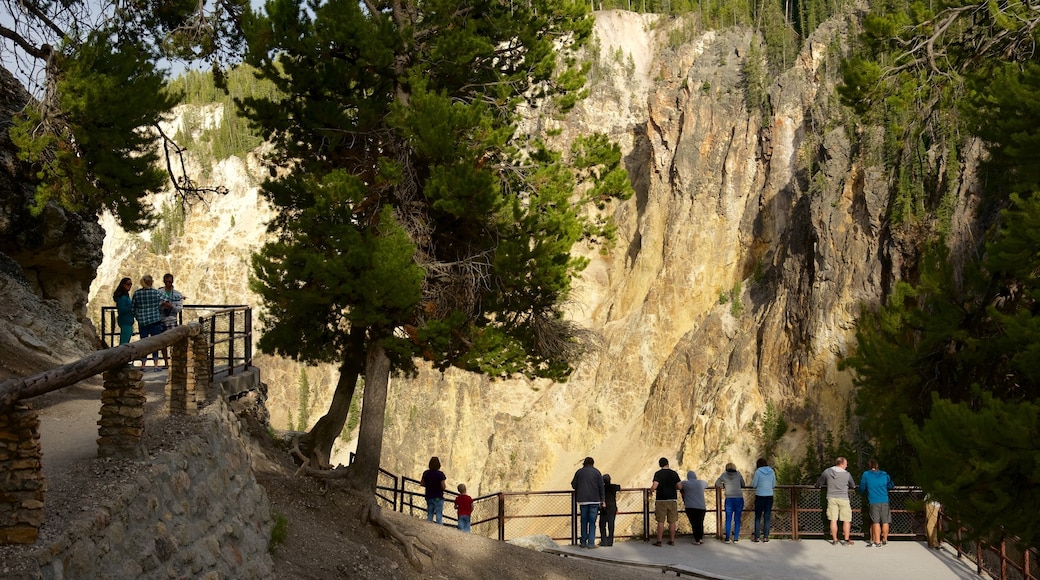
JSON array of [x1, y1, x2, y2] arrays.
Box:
[[242, 0, 630, 496]]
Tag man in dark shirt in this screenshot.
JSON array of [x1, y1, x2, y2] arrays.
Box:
[[650, 457, 682, 546]]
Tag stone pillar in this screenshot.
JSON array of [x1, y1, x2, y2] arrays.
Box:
[[166, 335, 193, 415], [0, 403, 46, 544], [166, 331, 211, 414], [97, 368, 146, 459], [190, 331, 212, 405]]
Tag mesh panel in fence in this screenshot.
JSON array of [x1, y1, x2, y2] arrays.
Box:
[[469, 495, 500, 540], [501, 491, 574, 542]]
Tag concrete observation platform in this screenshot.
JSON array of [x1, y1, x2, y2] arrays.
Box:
[[550, 536, 981, 580]]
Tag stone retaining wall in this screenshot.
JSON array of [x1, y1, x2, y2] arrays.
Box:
[[26, 398, 273, 579]]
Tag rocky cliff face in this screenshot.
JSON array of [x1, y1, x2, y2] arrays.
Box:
[[80, 11, 979, 494], [0, 67, 104, 380]]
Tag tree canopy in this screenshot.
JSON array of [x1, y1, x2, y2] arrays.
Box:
[[242, 0, 631, 489], [1, 0, 246, 231], [840, 0, 1040, 545]]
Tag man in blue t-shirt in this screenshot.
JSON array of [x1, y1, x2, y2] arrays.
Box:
[[859, 459, 895, 547]]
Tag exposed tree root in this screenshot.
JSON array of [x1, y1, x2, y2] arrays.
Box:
[[288, 432, 333, 476], [360, 499, 425, 571], [300, 466, 429, 572]]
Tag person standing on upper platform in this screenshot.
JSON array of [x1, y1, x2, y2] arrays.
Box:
[[131, 274, 164, 369]]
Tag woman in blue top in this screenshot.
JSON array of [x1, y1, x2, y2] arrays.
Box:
[[751, 458, 777, 542], [112, 277, 134, 345]]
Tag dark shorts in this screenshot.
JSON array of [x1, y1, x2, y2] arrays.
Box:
[[139, 322, 164, 338], [869, 502, 892, 524]]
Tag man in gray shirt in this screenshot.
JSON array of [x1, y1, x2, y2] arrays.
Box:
[[816, 456, 857, 545]]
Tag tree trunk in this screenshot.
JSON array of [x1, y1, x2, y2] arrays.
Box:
[[351, 339, 392, 495], [300, 327, 365, 468]]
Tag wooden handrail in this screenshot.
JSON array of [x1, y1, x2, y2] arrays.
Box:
[[0, 322, 201, 411]]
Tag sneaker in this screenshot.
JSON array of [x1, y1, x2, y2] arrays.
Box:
[[881, 540, 888, 546], [763, 537, 770, 543], [864, 542, 874, 548], [844, 540, 854, 546], [875, 542, 884, 548], [587, 544, 598, 549], [829, 539, 837, 545], [725, 538, 732, 544], [838, 540, 847, 546], [733, 538, 739, 543], [752, 537, 759, 543]]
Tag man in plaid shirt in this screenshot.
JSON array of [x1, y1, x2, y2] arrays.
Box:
[[131, 274, 165, 368]]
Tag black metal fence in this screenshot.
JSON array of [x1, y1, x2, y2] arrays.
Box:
[[100, 304, 252, 378], [370, 477, 929, 543], [368, 472, 1039, 579]]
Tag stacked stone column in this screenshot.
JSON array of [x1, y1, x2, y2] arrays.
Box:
[[166, 331, 211, 415], [97, 368, 146, 459], [0, 403, 45, 544]]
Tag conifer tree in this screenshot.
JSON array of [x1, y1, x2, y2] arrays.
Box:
[[841, 0, 1040, 542], [905, 392, 1040, 546], [242, 0, 630, 493], [1, 0, 246, 231]]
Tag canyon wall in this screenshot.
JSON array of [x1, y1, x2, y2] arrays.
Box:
[[83, 11, 980, 495]]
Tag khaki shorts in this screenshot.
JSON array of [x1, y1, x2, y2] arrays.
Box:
[[655, 500, 678, 523], [826, 498, 852, 521]]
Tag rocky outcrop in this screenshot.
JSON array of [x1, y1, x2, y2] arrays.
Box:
[[0, 67, 104, 380]]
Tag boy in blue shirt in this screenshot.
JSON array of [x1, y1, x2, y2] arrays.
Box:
[[859, 459, 895, 547]]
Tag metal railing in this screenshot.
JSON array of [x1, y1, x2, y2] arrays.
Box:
[[943, 516, 1038, 580], [100, 304, 252, 378], [368, 478, 928, 542], [367, 471, 1039, 579]]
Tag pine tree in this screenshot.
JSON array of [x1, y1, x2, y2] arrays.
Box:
[[241, 0, 629, 492], [905, 392, 1040, 546]]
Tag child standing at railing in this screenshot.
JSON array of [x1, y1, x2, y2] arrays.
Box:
[[454, 483, 473, 532]]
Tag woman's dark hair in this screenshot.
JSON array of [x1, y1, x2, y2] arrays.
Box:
[[756, 458, 768, 468], [112, 277, 132, 300], [429, 456, 441, 470]]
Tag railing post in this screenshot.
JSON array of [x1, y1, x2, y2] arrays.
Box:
[[498, 493, 505, 542], [570, 491, 577, 546], [643, 488, 650, 541], [0, 403, 45, 544], [228, 309, 236, 376], [208, 316, 217, 380], [715, 487, 724, 539], [791, 486, 799, 540], [245, 307, 253, 368]]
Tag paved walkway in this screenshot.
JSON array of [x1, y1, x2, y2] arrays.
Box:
[[550, 537, 983, 580], [34, 367, 168, 478]]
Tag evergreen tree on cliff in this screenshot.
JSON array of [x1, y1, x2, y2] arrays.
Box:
[[241, 0, 629, 494], [841, 0, 1040, 545], [1, 0, 246, 231]]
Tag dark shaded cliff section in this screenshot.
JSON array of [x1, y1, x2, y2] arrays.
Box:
[[0, 67, 102, 379]]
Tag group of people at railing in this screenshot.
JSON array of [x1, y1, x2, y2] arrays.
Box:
[[572, 455, 898, 550], [111, 272, 185, 368]]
